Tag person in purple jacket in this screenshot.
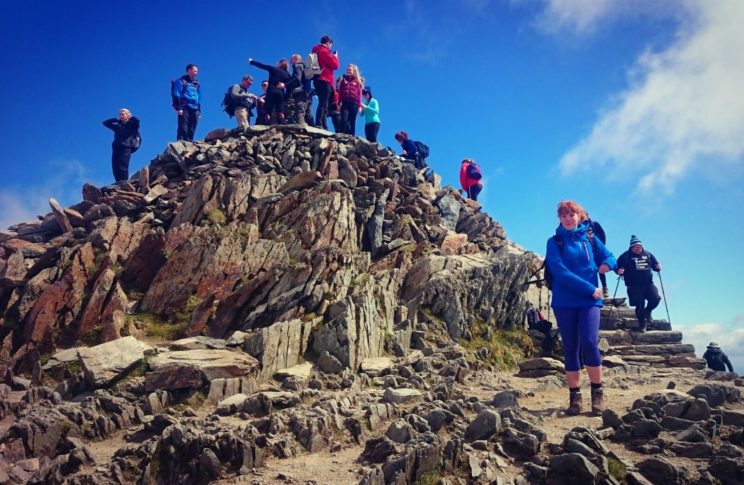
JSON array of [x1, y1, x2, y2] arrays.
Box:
[[546, 200, 617, 416]]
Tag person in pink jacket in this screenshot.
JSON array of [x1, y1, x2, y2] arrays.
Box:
[[311, 35, 339, 130]]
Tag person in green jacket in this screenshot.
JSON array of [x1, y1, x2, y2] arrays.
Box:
[[360, 87, 380, 142]]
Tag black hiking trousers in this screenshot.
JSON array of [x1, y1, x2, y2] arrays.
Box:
[[365, 122, 380, 142], [314, 79, 333, 129], [177, 108, 199, 141], [628, 283, 661, 328], [111, 147, 132, 182]]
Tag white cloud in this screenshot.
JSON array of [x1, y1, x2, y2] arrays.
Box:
[[680, 316, 744, 372], [0, 159, 92, 231], [558, 0, 744, 194]]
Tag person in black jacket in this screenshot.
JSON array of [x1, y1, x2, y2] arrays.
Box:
[[248, 58, 291, 125], [103, 108, 140, 182], [703, 342, 735, 372], [585, 216, 609, 297], [617, 235, 661, 332]]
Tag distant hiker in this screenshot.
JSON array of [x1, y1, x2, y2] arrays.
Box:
[[329, 88, 342, 133], [103, 108, 140, 182], [336, 64, 364, 135], [360, 87, 380, 142], [584, 216, 609, 297], [394, 131, 428, 169], [285, 54, 311, 125], [459, 159, 483, 201], [617, 235, 662, 333], [703, 342, 735, 372], [248, 58, 291, 125], [256, 80, 269, 125], [229, 75, 258, 129], [172, 64, 201, 141], [546, 200, 617, 416], [311, 35, 339, 130]]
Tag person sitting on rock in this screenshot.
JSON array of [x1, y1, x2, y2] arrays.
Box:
[[617, 235, 661, 333], [248, 58, 291, 125], [703, 342, 735, 372], [546, 200, 617, 416], [394, 131, 424, 168]]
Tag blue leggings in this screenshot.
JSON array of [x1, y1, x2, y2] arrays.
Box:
[[554, 307, 601, 372]]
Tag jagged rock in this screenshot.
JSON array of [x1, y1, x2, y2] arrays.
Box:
[[688, 383, 741, 407], [385, 419, 413, 443], [493, 390, 520, 409], [360, 357, 392, 376], [518, 357, 565, 377], [465, 409, 501, 441], [382, 388, 423, 404], [547, 453, 600, 484], [317, 351, 344, 374], [243, 319, 313, 379], [169, 336, 227, 350], [503, 427, 540, 458], [147, 349, 259, 391], [79, 336, 153, 387], [636, 457, 690, 485]]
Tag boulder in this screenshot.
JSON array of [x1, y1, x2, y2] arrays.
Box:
[[465, 409, 501, 441], [78, 336, 152, 387], [547, 453, 600, 484], [382, 388, 423, 404]]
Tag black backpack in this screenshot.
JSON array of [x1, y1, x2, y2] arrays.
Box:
[[414, 141, 429, 159], [466, 162, 482, 180], [543, 234, 601, 290], [221, 85, 236, 117]]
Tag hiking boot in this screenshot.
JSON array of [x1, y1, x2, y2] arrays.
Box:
[[566, 392, 582, 416], [591, 388, 606, 415], [603, 287, 609, 298]]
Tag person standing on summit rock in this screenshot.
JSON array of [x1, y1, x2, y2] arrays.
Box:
[[546, 200, 616, 416], [312, 35, 339, 130], [172, 64, 201, 141], [103, 108, 140, 182], [248, 58, 291, 125], [617, 235, 662, 333], [459, 159, 483, 201]]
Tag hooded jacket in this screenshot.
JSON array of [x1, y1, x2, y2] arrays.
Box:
[[617, 248, 659, 287], [172, 75, 201, 111], [311, 44, 339, 86], [703, 347, 734, 372], [546, 222, 617, 309]]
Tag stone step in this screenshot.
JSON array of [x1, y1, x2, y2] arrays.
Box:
[[606, 343, 695, 356], [600, 330, 683, 346], [619, 354, 706, 369], [599, 316, 671, 331]]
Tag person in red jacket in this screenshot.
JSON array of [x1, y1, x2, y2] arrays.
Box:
[[460, 159, 483, 201], [336, 64, 364, 135], [311, 35, 340, 130]]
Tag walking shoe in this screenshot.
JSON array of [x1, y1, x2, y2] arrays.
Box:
[[566, 392, 583, 416], [591, 388, 606, 415], [603, 287, 609, 298]]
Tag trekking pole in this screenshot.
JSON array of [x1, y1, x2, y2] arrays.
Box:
[[603, 276, 622, 329], [657, 271, 672, 326]]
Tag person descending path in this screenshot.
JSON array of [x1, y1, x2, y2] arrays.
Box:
[[545, 200, 617, 416], [311, 35, 339, 130], [103, 108, 140, 182], [703, 342, 735, 373], [360, 87, 380, 142], [617, 235, 662, 333], [248, 58, 291, 125], [459, 159, 483, 201], [336, 64, 364, 135], [229, 75, 258, 129], [584, 215, 609, 297], [172, 64, 201, 141]]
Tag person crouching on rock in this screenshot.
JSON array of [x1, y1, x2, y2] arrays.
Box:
[[103, 108, 140, 182], [703, 342, 735, 373], [546, 200, 617, 416]]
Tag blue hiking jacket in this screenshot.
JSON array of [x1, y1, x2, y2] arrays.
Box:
[[546, 223, 617, 309], [172, 75, 201, 111]]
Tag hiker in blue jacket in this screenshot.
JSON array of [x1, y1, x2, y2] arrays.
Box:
[[546, 200, 617, 416], [172, 64, 201, 141]]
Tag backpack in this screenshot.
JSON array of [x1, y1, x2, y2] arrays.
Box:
[[466, 162, 482, 180], [414, 141, 429, 159], [131, 133, 141, 152], [304, 52, 322, 79], [543, 234, 601, 290], [222, 85, 236, 117]]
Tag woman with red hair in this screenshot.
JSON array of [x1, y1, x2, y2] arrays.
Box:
[[545, 200, 617, 416]]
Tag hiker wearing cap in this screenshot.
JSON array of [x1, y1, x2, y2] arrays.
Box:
[[231, 75, 258, 129], [617, 235, 662, 333], [360, 87, 380, 142], [172, 64, 201, 141], [103, 108, 140, 182], [248, 58, 291, 125], [545, 200, 617, 416], [459, 159, 483, 201], [312, 35, 340, 130], [703, 342, 735, 372]]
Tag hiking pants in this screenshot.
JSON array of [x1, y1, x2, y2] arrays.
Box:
[[365, 122, 380, 142], [111, 147, 132, 182], [264, 89, 285, 125], [234, 107, 250, 129], [467, 184, 482, 201], [177, 107, 199, 141], [314, 79, 332, 129], [340, 101, 358, 135], [627, 284, 661, 327], [287, 93, 308, 125], [554, 307, 601, 372]]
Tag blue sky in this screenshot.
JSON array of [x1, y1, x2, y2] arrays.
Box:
[[1, 1, 742, 370]]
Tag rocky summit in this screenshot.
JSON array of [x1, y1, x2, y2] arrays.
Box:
[[0, 125, 742, 485]]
